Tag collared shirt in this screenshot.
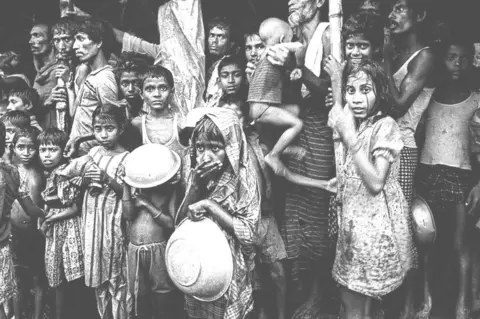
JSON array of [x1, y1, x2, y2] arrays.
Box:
[[69, 65, 118, 156]]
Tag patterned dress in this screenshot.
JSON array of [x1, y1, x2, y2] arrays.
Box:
[[332, 116, 416, 298], [42, 164, 84, 288]]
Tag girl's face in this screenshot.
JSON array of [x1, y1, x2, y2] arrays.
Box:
[[345, 71, 377, 119], [39, 143, 63, 169], [93, 118, 123, 150], [345, 34, 373, 63], [14, 137, 37, 165], [219, 64, 244, 96], [444, 45, 472, 82], [195, 136, 227, 168]]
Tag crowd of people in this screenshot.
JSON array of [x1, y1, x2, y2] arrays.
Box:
[[1, 0, 480, 318]]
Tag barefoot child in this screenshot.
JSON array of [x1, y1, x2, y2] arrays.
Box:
[[178, 109, 260, 319], [121, 144, 180, 318], [247, 17, 304, 176], [417, 38, 478, 319], [9, 127, 47, 319], [0, 121, 20, 319], [328, 60, 415, 318], [38, 128, 84, 319]]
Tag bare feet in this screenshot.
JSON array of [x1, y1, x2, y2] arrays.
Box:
[[265, 153, 289, 177], [414, 295, 432, 319], [283, 145, 307, 160]]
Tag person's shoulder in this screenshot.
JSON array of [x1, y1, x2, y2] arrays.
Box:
[[27, 168, 45, 188], [409, 48, 435, 69], [0, 161, 20, 184]]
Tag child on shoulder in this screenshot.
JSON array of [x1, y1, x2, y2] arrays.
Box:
[[121, 144, 181, 318], [328, 60, 415, 318]]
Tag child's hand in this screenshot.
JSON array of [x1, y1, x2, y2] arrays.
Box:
[[117, 164, 126, 181], [64, 137, 79, 158], [188, 200, 208, 221], [325, 55, 346, 82], [84, 166, 107, 184], [326, 178, 338, 193], [290, 68, 303, 81], [329, 104, 356, 141], [325, 87, 334, 108], [134, 193, 150, 208], [245, 61, 256, 84]]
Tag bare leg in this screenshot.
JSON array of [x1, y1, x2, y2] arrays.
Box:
[[33, 276, 45, 319], [340, 287, 369, 319], [249, 102, 303, 176], [454, 203, 471, 319], [55, 282, 66, 319], [268, 261, 287, 319], [0, 303, 7, 319], [415, 253, 432, 319], [13, 281, 25, 319], [400, 271, 416, 319]]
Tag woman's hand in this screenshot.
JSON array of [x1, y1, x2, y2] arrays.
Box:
[[188, 200, 210, 221], [193, 160, 223, 182]]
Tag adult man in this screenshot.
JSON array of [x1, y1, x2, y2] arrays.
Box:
[[268, 0, 335, 316], [30, 21, 64, 129], [68, 17, 118, 156]]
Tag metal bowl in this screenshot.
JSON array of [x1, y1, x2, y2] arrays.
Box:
[[411, 195, 436, 247], [124, 144, 180, 189], [166, 218, 233, 302]]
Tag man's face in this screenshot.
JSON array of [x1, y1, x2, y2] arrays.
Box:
[[388, 0, 417, 35], [245, 34, 266, 63], [53, 30, 75, 60], [219, 64, 244, 96], [73, 32, 101, 63], [208, 26, 232, 57], [119, 71, 141, 100], [141, 77, 174, 112], [29, 25, 52, 56], [288, 0, 323, 27]]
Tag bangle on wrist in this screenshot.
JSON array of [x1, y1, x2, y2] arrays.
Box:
[[153, 210, 163, 220]]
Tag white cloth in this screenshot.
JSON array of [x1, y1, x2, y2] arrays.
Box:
[[393, 47, 434, 148]]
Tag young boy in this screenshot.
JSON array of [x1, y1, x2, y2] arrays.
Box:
[[417, 38, 478, 319], [0, 121, 20, 319], [247, 17, 304, 176], [178, 108, 260, 319], [121, 144, 180, 318], [217, 55, 246, 106], [1, 110, 31, 164], [7, 87, 43, 131]]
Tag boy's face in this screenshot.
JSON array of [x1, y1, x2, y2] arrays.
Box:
[[345, 34, 374, 63], [4, 121, 17, 145], [93, 118, 123, 150], [444, 45, 472, 82], [73, 32, 101, 63], [14, 137, 37, 165], [208, 26, 232, 57], [53, 30, 75, 60], [29, 24, 51, 57], [345, 71, 377, 119], [7, 96, 30, 112], [245, 34, 265, 63], [141, 77, 174, 111], [388, 0, 417, 35], [119, 71, 141, 100], [39, 143, 63, 169], [219, 64, 244, 96]]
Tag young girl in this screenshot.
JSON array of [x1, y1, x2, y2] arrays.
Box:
[[37, 128, 84, 319], [81, 104, 130, 319], [327, 60, 415, 318]]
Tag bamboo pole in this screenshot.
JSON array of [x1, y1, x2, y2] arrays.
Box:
[[329, 0, 344, 190]]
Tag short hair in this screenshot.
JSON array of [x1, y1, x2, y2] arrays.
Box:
[[32, 19, 52, 40], [8, 87, 40, 108], [342, 12, 384, 54], [0, 122, 6, 156], [217, 55, 245, 76], [115, 53, 151, 84], [92, 103, 127, 129], [1, 110, 31, 128], [75, 17, 115, 57], [52, 16, 77, 36], [208, 17, 232, 37], [11, 127, 41, 160], [38, 127, 69, 150], [140, 65, 174, 90]]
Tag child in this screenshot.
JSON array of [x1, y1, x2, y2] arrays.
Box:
[[0, 121, 20, 319], [177, 109, 260, 319], [327, 60, 415, 318], [1, 111, 31, 164], [417, 38, 478, 319], [80, 104, 130, 318], [7, 87, 43, 131], [121, 144, 180, 318], [217, 55, 247, 106], [9, 127, 47, 319], [247, 17, 304, 176], [37, 128, 84, 319]]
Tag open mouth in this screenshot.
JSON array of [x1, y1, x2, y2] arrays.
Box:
[[389, 20, 399, 29]]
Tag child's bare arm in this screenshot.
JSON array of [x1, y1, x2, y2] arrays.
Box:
[[136, 194, 174, 229], [45, 202, 79, 223], [17, 194, 45, 218], [28, 171, 45, 208], [122, 182, 137, 221]]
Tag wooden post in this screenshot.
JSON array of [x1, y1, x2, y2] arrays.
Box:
[[329, 0, 344, 190]]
